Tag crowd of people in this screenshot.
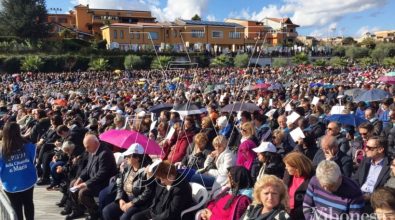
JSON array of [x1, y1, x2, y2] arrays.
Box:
[[0, 65, 395, 220]]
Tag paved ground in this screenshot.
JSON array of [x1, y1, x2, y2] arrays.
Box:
[[34, 185, 86, 220]]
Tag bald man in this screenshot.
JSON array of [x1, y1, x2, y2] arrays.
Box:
[[313, 135, 353, 177], [67, 134, 117, 220]]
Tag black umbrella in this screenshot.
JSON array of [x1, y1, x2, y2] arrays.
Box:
[[221, 102, 260, 113], [148, 103, 174, 114], [171, 103, 207, 116]]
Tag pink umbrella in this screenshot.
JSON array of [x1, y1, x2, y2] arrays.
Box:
[[378, 76, 395, 85], [254, 83, 271, 90], [99, 130, 162, 155]]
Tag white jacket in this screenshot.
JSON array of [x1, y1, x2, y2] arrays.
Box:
[[205, 148, 236, 177]]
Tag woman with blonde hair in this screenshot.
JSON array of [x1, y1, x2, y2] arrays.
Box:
[[282, 152, 314, 219], [241, 175, 291, 220], [237, 122, 258, 171]]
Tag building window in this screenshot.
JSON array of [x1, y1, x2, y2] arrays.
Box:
[[192, 30, 204, 38], [212, 31, 223, 38], [120, 30, 124, 39], [290, 28, 294, 33], [229, 31, 241, 39], [173, 30, 178, 38], [136, 32, 140, 39], [148, 32, 159, 40], [166, 30, 169, 38], [130, 32, 134, 39], [58, 18, 68, 23], [113, 30, 117, 39]]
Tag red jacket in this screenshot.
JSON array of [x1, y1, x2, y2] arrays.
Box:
[[207, 192, 251, 220], [163, 129, 195, 163]]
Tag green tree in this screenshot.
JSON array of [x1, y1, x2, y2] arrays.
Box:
[[370, 46, 387, 64], [345, 46, 369, 61], [191, 14, 201, 21], [272, 58, 288, 67], [313, 59, 327, 67], [342, 37, 356, 46], [357, 57, 373, 68], [124, 55, 143, 70], [21, 55, 43, 72], [332, 46, 346, 57], [88, 58, 109, 71], [210, 54, 234, 67], [151, 56, 172, 69], [383, 57, 395, 68], [329, 56, 347, 68], [360, 37, 376, 49], [291, 52, 309, 65], [0, 0, 49, 40], [59, 29, 73, 39], [234, 53, 249, 68]]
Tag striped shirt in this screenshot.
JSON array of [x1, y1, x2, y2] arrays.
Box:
[[303, 176, 365, 220]]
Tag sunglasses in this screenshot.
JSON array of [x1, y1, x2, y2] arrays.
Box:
[[360, 132, 368, 136], [365, 145, 377, 151]]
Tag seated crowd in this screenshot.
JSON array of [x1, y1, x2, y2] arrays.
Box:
[[3, 94, 395, 220]]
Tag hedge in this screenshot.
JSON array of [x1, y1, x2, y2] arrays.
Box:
[[0, 54, 210, 73]]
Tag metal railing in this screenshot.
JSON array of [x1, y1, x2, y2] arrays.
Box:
[[0, 189, 17, 220]]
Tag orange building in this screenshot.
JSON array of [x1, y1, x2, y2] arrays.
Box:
[[47, 4, 155, 36], [101, 19, 246, 53]]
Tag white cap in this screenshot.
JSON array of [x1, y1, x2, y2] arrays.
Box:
[[102, 104, 111, 111], [116, 109, 123, 115], [137, 111, 146, 118], [110, 106, 119, 111], [122, 143, 144, 156], [253, 142, 277, 153], [216, 116, 228, 127]]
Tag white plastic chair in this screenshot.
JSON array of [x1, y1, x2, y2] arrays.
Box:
[[181, 182, 209, 220]]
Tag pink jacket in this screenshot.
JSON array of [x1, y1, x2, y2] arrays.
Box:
[[236, 139, 257, 170], [207, 193, 251, 220]]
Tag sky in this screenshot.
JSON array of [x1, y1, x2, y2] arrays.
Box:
[[45, 0, 395, 38]]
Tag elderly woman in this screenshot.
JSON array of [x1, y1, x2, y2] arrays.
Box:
[[282, 152, 314, 219], [199, 166, 253, 220], [241, 175, 291, 220], [102, 143, 155, 220], [237, 122, 258, 171], [131, 161, 193, 220], [271, 129, 292, 158], [190, 135, 235, 190]]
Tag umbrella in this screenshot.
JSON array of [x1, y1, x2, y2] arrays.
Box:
[[325, 114, 368, 127], [99, 130, 162, 155], [254, 83, 271, 90], [149, 103, 174, 114], [323, 84, 335, 89], [214, 84, 226, 91], [167, 84, 176, 91], [268, 83, 282, 90], [204, 85, 215, 94], [242, 85, 256, 91], [188, 84, 200, 89], [53, 99, 67, 107], [378, 76, 395, 85], [385, 71, 395, 77], [354, 89, 391, 102], [221, 102, 260, 113], [344, 88, 367, 98], [309, 83, 323, 88], [172, 77, 180, 82], [114, 69, 121, 74], [171, 103, 207, 116]]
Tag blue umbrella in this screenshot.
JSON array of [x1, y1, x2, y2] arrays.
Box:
[[353, 89, 391, 102], [167, 83, 176, 91], [221, 102, 260, 113], [325, 114, 368, 127]]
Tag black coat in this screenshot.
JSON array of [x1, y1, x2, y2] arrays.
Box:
[[385, 125, 395, 157], [79, 144, 118, 195], [115, 165, 156, 208], [150, 173, 193, 220], [312, 149, 353, 177], [352, 156, 391, 190], [241, 204, 291, 220]]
